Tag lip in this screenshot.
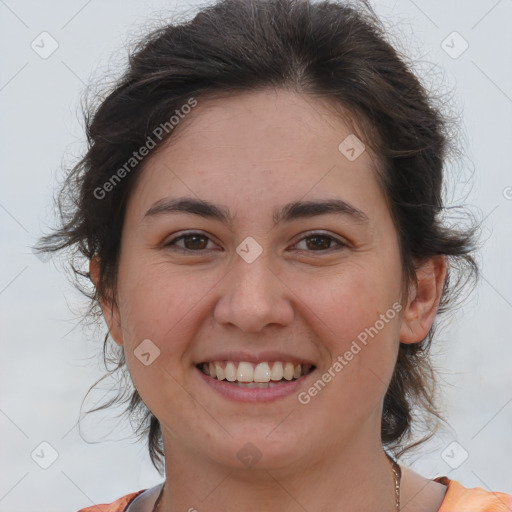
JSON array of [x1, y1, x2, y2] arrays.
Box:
[[196, 365, 316, 403], [195, 351, 316, 366]]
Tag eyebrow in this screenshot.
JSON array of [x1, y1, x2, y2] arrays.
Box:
[[143, 196, 369, 226]]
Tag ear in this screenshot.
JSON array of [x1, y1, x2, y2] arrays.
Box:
[[89, 256, 124, 346], [399, 255, 447, 344]]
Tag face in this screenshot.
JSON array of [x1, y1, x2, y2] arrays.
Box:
[[96, 89, 427, 474]]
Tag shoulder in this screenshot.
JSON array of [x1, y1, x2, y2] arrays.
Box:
[[77, 490, 146, 512], [434, 476, 512, 512]]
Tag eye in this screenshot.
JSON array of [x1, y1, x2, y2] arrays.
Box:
[[163, 231, 347, 254], [164, 232, 218, 252], [292, 232, 348, 252]]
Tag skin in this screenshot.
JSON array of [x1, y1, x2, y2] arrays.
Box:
[[90, 88, 448, 512]]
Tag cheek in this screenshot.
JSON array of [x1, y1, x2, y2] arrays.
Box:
[[115, 259, 227, 400], [295, 260, 402, 408], [293, 262, 399, 343], [299, 270, 400, 415], [117, 259, 214, 339], [115, 261, 204, 413]]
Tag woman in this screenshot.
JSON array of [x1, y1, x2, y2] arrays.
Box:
[[36, 0, 512, 510]]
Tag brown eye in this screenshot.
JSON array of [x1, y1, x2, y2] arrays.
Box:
[[165, 232, 215, 252], [305, 235, 333, 250], [294, 232, 347, 252], [181, 234, 209, 250], [164, 231, 347, 254]]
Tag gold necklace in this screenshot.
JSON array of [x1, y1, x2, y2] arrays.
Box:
[[387, 452, 402, 511], [152, 454, 401, 511]]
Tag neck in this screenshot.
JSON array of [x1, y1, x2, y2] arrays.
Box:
[[157, 434, 398, 512]]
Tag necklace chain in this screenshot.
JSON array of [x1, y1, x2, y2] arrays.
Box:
[[152, 454, 401, 512], [388, 452, 402, 511]]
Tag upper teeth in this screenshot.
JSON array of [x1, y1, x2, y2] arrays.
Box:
[[201, 361, 312, 382]]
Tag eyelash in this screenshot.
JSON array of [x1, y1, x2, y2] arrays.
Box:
[[164, 231, 348, 254]]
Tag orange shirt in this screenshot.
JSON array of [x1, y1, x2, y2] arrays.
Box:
[[434, 477, 512, 512], [77, 476, 512, 512]]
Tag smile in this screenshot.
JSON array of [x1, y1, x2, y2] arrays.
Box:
[[197, 361, 315, 387], [196, 360, 316, 402]]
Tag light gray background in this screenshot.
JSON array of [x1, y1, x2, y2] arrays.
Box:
[[1, 0, 511, 511]]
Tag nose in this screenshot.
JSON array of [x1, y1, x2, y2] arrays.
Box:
[[213, 253, 294, 333]]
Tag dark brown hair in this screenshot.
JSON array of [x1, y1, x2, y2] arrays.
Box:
[[36, 0, 479, 474]]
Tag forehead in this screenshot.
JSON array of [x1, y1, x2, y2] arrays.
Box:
[[125, 88, 385, 224], [165, 88, 369, 157]]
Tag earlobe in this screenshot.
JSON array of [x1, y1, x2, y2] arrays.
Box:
[[399, 255, 447, 345], [89, 257, 124, 346]]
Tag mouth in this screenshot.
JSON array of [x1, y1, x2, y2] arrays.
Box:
[[196, 361, 316, 388]]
